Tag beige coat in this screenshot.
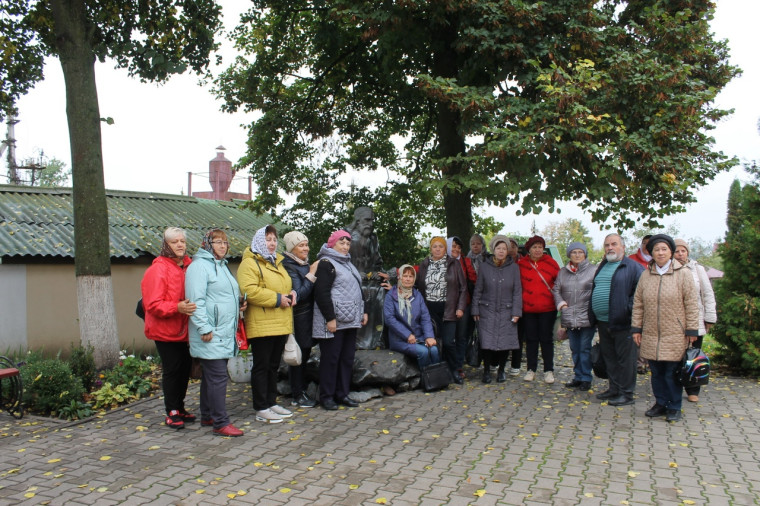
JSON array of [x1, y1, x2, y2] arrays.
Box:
[[631, 260, 699, 362]]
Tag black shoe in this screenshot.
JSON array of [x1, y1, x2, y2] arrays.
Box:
[[292, 393, 317, 408], [321, 399, 338, 411], [453, 376, 464, 385], [577, 381, 591, 391], [607, 395, 635, 406], [565, 379, 583, 389], [482, 370, 492, 384], [338, 397, 359, 408], [645, 404, 667, 417], [596, 389, 617, 400], [496, 369, 506, 383], [665, 409, 682, 422]]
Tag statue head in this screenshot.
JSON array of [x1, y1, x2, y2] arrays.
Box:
[[352, 206, 375, 238]]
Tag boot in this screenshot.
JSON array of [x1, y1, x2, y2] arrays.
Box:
[[482, 365, 492, 384], [496, 366, 506, 383]]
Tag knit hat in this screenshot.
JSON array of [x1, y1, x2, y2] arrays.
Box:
[[430, 236, 447, 250], [566, 241, 588, 258], [674, 238, 689, 254], [645, 234, 676, 255], [524, 235, 545, 252], [283, 231, 308, 253], [489, 234, 510, 253], [327, 229, 352, 248]]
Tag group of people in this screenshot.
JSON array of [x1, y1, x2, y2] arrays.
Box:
[[141, 224, 716, 437]]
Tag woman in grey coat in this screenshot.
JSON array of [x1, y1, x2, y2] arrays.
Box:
[[552, 242, 596, 391], [471, 235, 522, 383]]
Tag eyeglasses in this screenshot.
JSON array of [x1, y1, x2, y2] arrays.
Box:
[[211, 241, 229, 246]]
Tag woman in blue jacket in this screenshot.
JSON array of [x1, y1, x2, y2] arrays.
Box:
[[384, 264, 441, 369], [186, 229, 245, 437]]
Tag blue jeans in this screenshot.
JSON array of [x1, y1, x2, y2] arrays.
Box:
[[649, 360, 682, 411], [568, 327, 595, 382], [415, 344, 441, 369]]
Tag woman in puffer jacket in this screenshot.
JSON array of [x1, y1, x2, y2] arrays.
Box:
[[186, 229, 245, 437], [632, 234, 699, 423], [552, 242, 596, 391]]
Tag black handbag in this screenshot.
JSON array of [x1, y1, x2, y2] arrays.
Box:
[[591, 342, 608, 379], [677, 346, 710, 387], [420, 349, 452, 391], [135, 298, 145, 320], [465, 322, 481, 368]]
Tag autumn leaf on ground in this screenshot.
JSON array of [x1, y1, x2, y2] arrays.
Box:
[[628, 471, 640, 478], [99, 456, 111, 461], [375, 498, 387, 504], [474, 489, 486, 497]]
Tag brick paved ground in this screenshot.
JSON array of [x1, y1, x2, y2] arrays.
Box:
[[2, 343, 759, 505]]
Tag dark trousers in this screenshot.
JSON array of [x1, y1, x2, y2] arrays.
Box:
[[289, 344, 313, 398], [199, 358, 230, 429], [154, 340, 191, 415], [685, 335, 704, 396], [481, 349, 509, 370], [509, 320, 525, 369], [426, 300, 459, 374], [250, 334, 287, 411], [568, 327, 596, 382], [318, 328, 357, 403], [597, 321, 638, 397], [452, 304, 470, 371], [523, 311, 556, 372], [649, 360, 682, 411]]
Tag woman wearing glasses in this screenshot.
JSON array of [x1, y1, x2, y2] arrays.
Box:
[[186, 229, 246, 436]]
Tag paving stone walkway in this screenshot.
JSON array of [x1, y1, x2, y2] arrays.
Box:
[[2, 344, 759, 505]]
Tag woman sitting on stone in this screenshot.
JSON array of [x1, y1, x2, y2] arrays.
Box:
[[384, 264, 441, 370]]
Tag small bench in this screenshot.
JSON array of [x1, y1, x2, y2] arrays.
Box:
[[0, 356, 23, 419]]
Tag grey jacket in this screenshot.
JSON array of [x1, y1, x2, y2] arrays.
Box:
[[312, 244, 365, 338], [683, 259, 717, 336], [471, 257, 522, 351], [553, 260, 596, 329]]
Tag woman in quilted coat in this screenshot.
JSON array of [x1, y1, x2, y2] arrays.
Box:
[[632, 234, 699, 423]]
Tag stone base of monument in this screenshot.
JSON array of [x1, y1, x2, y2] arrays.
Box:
[[275, 348, 423, 398]]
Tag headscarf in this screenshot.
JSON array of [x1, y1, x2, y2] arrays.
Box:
[[201, 229, 226, 259], [430, 236, 447, 257], [160, 227, 185, 259], [397, 264, 416, 326], [251, 225, 277, 265], [446, 236, 463, 259]]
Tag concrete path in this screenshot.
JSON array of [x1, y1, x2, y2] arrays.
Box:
[[2, 345, 759, 505]]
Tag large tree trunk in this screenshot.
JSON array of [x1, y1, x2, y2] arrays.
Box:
[[433, 17, 474, 244], [51, 0, 119, 368]]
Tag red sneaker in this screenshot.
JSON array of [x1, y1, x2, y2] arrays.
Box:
[[213, 424, 244, 437], [200, 418, 214, 427], [165, 410, 185, 430], [179, 410, 196, 423]]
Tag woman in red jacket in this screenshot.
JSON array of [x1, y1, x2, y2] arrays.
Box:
[[141, 227, 197, 429], [518, 236, 560, 384]]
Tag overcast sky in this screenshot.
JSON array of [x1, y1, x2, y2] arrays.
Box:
[[5, 0, 759, 245]]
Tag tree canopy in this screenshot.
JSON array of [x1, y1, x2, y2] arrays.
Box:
[[216, 0, 739, 243]]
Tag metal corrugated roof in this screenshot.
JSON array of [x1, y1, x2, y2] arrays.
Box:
[[0, 185, 280, 259]]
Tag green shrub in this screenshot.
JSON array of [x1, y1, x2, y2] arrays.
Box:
[[92, 383, 136, 409], [58, 399, 94, 420], [68, 344, 97, 392], [104, 355, 154, 398], [20, 359, 85, 415]]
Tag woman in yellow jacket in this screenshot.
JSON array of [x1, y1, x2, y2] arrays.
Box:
[[238, 225, 297, 424]]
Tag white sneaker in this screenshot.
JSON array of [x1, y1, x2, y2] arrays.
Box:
[[544, 371, 555, 384], [524, 370, 535, 382], [255, 408, 283, 424], [509, 368, 521, 376], [270, 404, 293, 418]]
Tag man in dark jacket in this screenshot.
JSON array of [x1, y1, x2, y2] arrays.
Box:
[[589, 233, 644, 406]]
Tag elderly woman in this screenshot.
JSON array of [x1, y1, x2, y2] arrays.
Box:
[[141, 227, 197, 430], [384, 264, 441, 369], [674, 238, 716, 403], [186, 229, 245, 437], [282, 231, 319, 408], [238, 225, 296, 424], [467, 234, 490, 274], [471, 235, 522, 383], [632, 234, 699, 422], [518, 235, 560, 383], [313, 230, 368, 411], [552, 242, 596, 391], [416, 236, 468, 383]]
